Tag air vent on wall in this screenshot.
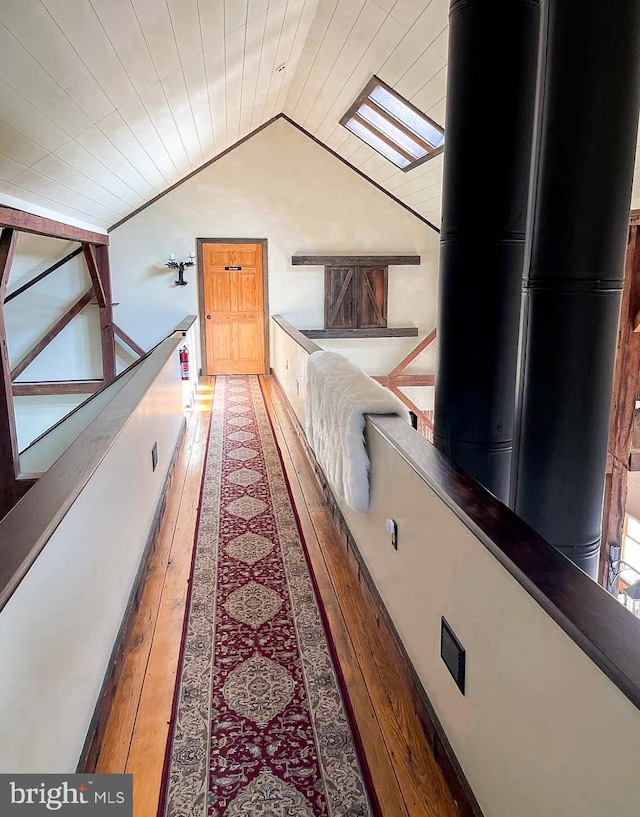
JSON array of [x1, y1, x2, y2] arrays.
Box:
[[441, 617, 466, 694]]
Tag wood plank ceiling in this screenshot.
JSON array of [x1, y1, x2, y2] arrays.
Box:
[[0, 0, 635, 234], [0, 0, 447, 231]]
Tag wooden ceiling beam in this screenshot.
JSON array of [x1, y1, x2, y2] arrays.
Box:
[[0, 207, 108, 245]]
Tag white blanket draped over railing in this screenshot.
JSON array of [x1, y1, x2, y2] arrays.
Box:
[[305, 350, 409, 512]]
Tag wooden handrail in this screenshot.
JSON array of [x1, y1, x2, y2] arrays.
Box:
[[271, 315, 322, 356], [368, 413, 640, 712], [0, 334, 183, 613]]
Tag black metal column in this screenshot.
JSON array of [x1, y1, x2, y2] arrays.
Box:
[[511, 0, 640, 578], [433, 0, 541, 503]]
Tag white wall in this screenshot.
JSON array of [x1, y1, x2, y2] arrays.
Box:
[[109, 117, 439, 406], [0, 346, 184, 772], [272, 318, 640, 817]]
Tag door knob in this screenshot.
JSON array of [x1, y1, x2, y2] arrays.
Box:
[[206, 314, 211, 319]]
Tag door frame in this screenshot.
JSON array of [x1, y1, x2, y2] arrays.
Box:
[[196, 237, 269, 376]]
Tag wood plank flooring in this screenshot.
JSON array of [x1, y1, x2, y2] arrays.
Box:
[[95, 375, 457, 817]]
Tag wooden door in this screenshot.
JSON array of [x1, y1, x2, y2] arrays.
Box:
[[201, 242, 267, 374]]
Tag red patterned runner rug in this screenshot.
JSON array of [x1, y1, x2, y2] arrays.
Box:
[[160, 376, 374, 817]]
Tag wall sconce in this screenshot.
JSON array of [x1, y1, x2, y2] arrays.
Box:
[[166, 252, 195, 286]]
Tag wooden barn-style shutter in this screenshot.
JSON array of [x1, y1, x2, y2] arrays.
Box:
[[358, 266, 387, 328], [325, 265, 387, 330], [325, 267, 357, 329]]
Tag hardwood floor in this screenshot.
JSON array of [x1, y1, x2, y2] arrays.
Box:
[[95, 379, 214, 817], [95, 375, 457, 817]]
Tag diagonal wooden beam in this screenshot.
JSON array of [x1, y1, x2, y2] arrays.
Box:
[[94, 243, 116, 383], [10, 287, 94, 381], [4, 247, 82, 304], [83, 243, 106, 308], [389, 328, 437, 377], [387, 384, 430, 425], [113, 324, 145, 358]]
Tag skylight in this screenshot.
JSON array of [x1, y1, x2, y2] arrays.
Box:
[[340, 77, 444, 171]]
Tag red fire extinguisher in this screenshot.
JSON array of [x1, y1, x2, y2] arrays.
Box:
[[180, 346, 189, 381]]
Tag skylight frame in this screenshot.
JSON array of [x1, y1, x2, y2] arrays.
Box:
[[339, 76, 445, 172]]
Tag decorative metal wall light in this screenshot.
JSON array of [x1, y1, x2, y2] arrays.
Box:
[[166, 252, 195, 286]]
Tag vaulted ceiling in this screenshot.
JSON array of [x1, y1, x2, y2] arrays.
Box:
[[0, 0, 638, 234]]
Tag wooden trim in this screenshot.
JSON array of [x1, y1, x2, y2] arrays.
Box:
[[113, 324, 145, 358], [109, 117, 282, 233], [630, 450, 640, 471], [280, 115, 440, 233], [302, 327, 418, 339], [0, 336, 183, 614], [11, 287, 94, 381], [292, 255, 420, 266], [78, 418, 187, 774], [82, 244, 106, 308], [389, 328, 437, 377], [630, 209, 640, 226], [0, 207, 108, 245], [269, 373, 483, 817], [12, 380, 103, 395], [196, 238, 269, 376], [271, 315, 322, 355], [4, 247, 83, 304]]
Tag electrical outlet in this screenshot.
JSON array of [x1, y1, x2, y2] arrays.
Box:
[[151, 441, 158, 472], [386, 518, 398, 549]]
